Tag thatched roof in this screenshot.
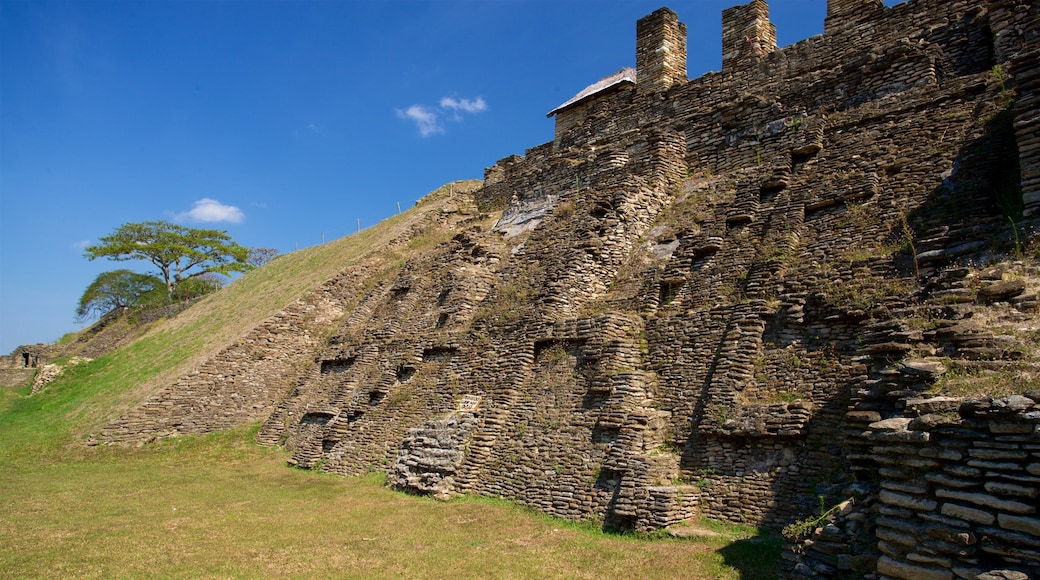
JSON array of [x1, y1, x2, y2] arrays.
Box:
[[547, 67, 636, 118]]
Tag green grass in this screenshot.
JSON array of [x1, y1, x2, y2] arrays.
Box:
[[1, 341, 778, 579], [0, 422, 779, 579]]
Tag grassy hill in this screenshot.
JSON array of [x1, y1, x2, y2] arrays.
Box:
[[0, 181, 484, 459]]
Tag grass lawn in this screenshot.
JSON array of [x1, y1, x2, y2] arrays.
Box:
[[0, 386, 780, 579]]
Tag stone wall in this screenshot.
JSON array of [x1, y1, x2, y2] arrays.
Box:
[[1, 302, 193, 373], [0, 368, 35, 389], [636, 8, 687, 93], [0, 343, 66, 370], [786, 393, 1040, 579], [784, 254, 1040, 578], [1014, 45, 1040, 218], [721, 0, 776, 73], [825, 0, 884, 35], [98, 285, 348, 441]]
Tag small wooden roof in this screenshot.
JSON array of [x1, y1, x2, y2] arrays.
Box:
[[546, 68, 636, 118]]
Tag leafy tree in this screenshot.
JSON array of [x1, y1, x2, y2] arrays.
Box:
[[172, 272, 226, 301], [248, 247, 280, 267], [84, 220, 252, 303], [75, 269, 165, 322]]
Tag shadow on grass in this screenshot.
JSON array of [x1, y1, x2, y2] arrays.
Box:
[[716, 533, 784, 580]]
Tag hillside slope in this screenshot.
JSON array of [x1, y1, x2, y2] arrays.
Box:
[[2, 182, 480, 455], [93, 181, 487, 442]]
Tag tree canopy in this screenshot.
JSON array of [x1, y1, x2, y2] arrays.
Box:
[[172, 272, 226, 302], [76, 269, 165, 322], [84, 221, 253, 302]]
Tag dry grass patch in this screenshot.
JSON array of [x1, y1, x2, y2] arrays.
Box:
[[0, 426, 778, 579]]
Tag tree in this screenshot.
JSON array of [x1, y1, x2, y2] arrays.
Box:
[[248, 247, 280, 267], [172, 272, 226, 301], [84, 221, 253, 303], [75, 269, 165, 322]]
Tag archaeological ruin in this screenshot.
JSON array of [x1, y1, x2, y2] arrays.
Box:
[[81, 0, 1040, 577]]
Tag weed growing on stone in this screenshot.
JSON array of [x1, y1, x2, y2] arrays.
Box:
[[821, 274, 914, 312], [993, 64, 1014, 109], [927, 362, 1032, 398], [899, 210, 920, 278], [781, 497, 852, 541]]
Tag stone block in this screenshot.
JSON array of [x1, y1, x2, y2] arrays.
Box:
[[997, 514, 1040, 536], [978, 280, 1027, 301], [924, 523, 976, 544], [899, 360, 947, 379], [946, 465, 983, 478], [846, 410, 882, 422], [968, 460, 1024, 471], [869, 429, 931, 442], [906, 552, 952, 567], [882, 480, 929, 494], [912, 414, 964, 430], [879, 504, 915, 518], [919, 447, 963, 461], [926, 472, 978, 489], [941, 502, 996, 525], [971, 448, 1028, 461], [878, 539, 910, 557], [878, 515, 925, 534], [975, 571, 1031, 580], [906, 396, 961, 414], [880, 489, 937, 511], [870, 417, 914, 431], [989, 422, 1036, 435], [985, 481, 1039, 499], [935, 489, 1036, 515], [876, 555, 953, 580]]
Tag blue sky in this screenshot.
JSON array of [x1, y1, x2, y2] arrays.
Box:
[[0, 0, 852, 353]]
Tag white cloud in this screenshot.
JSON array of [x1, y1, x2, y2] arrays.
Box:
[[175, 198, 245, 224], [71, 240, 90, 250], [440, 96, 487, 115], [397, 105, 443, 137], [397, 96, 487, 137]]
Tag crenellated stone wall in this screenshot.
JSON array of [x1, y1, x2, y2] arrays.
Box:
[[721, 0, 776, 72], [825, 0, 885, 35], [636, 8, 687, 94]]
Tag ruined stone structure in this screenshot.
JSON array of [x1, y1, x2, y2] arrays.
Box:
[[0, 343, 65, 389], [1, 301, 194, 392], [94, 1, 1040, 578], [0, 344, 59, 370]]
